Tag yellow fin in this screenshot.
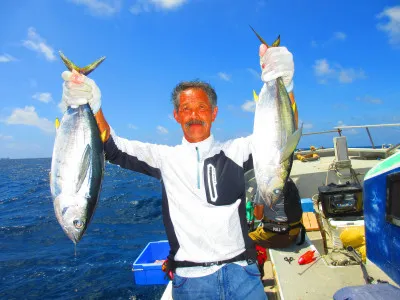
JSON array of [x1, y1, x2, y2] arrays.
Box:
[[100, 129, 107, 143], [55, 118, 60, 130], [253, 90, 259, 102]]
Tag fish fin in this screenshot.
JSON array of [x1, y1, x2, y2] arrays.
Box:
[[249, 25, 269, 47], [76, 144, 92, 193], [292, 101, 296, 113], [55, 118, 60, 130], [253, 90, 259, 102], [59, 51, 106, 76], [100, 129, 107, 143], [280, 126, 303, 163]]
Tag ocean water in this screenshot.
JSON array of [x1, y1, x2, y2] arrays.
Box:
[[0, 158, 167, 299]]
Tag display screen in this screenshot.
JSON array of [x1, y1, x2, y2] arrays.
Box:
[[329, 193, 357, 212]]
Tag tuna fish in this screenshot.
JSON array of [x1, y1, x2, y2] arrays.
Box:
[[251, 27, 302, 208], [50, 52, 105, 244]]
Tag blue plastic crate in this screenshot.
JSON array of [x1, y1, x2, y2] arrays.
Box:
[[301, 198, 314, 212], [132, 240, 170, 285]]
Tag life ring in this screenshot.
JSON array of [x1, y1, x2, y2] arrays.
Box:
[[296, 153, 320, 162]]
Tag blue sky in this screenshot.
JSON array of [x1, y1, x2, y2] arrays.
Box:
[[0, 0, 399, 158]]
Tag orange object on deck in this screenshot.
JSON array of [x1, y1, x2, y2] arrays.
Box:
[[302, 213, 320, 231]]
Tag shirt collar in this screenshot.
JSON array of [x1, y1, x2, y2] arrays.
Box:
[[182, 134, 214, 152]]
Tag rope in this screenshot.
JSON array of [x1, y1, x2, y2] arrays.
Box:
[[325, 159, 361, 186]]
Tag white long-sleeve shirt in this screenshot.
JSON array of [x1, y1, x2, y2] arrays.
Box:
[[104, 133, 255, 277]]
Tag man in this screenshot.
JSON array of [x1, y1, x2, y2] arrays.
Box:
[[61, 43, 294, 300]]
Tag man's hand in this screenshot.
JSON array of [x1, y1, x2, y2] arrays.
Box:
[[61, 70, 102, 114], [259, 44, 294, 92]]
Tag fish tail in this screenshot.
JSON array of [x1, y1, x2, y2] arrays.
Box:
[[249, 26, 281, 48], [249, 25, 269, 47], [59, 51, 106, 76]]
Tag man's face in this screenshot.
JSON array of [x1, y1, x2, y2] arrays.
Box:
[[173, 88, 218, 143]]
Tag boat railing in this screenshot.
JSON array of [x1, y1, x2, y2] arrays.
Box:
[[301, 123, 400, 149]]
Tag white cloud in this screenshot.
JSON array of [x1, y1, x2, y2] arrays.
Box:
[[32, 92, 53, 103], [377, 6, 400, 45], [218, 72, 231, 81], [0, 54, 17, 63], [70, 0, 122, 16], [299, 119, 313, 130], [58, 101, 66, 114], [128, 123, 138, 129], [5, 106, 54, 133], [333, 32, 347, 40], [246, 68, 260, 80], [157, 125, 168, 134], [314, 59, 334, 76], [130, 0, 187, 14], [338, 68, 366, 83], [22, 27, 56, 61], [356, 96, 383, 105], [311, 32, 347, 47], [314, 59, 366, 84], [241, 100, 256, 113], [0, 134, 13, 140]]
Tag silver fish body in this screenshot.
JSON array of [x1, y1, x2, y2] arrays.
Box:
[[252, 78, 301, 207], [50, 104, 104, 244]]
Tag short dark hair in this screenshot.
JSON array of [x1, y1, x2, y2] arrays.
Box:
[[171, 80, 217, 111]]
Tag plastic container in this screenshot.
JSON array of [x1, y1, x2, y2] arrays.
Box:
[[322, 217, 364, 248], [132, 240, 170, 285], [301, 198, 314, 212]]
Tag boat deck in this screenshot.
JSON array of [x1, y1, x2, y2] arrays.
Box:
[[265, 233, 398, 300]]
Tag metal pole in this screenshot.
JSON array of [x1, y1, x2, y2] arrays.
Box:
[[365, 127, 375, 149]]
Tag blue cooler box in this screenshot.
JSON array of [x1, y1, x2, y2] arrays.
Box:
[[132, 240, 170, 285], [301, 198, 314, 212]]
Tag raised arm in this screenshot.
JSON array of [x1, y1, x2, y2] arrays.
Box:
[[61, 71, 162, 178]]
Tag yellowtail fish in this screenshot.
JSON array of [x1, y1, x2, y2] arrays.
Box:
[[250, 27, 302, 208], [50, 52, 105, 244]]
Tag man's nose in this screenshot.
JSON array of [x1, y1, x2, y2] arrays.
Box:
[[190, 108, 200, 117]]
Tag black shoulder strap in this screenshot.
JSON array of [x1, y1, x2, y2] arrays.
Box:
[[296, 223, 306, 245]]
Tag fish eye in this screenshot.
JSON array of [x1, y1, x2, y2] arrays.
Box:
[[73, 219, 84, 229], [273, 189, 281, 195]]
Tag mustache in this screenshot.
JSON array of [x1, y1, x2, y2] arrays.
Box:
[[185, 119, 205, 128]]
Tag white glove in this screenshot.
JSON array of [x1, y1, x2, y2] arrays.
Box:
[[61, 70, 101, 114], [259, 44, 294, 92]]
